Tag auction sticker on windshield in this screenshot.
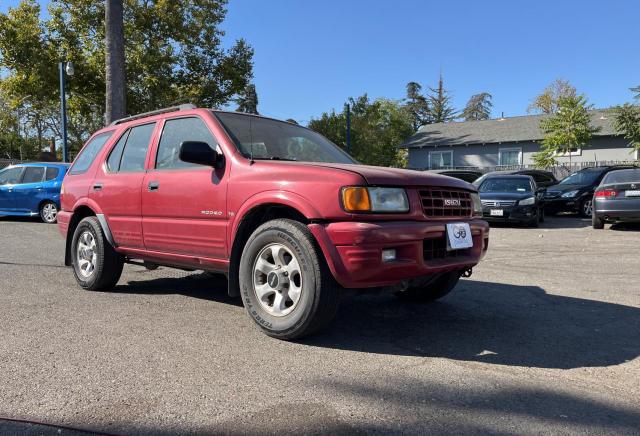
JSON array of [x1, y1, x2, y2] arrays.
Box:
[[446, 222, 473, 251]]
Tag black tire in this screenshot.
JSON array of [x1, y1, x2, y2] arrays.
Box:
[[71, 216, 124, 291], [239, 219, 340, 340], [592, 213, 605, 229], [39, 201, 58, 224], [539, 207, 545, 223], [580, 198, 593, 218], [395, 271, 461, 302]]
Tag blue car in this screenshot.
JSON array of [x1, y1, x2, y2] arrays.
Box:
[[0, 162, 70, 223]]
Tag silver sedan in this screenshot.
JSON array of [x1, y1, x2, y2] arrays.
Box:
[[592, 168, 640, 229]]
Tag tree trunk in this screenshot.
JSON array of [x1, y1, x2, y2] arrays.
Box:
[[105, 0, 126, 125]]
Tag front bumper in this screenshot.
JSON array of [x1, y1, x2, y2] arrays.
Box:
[[482, 205, 538, 223], [544, 197, 581, 213], [308, 219, 489, 289], [57, 210, 72, 238]]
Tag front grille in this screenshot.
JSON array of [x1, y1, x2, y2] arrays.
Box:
[[481, 200, 516, 207], [419, 188, 473, 218], [423, 237, 472, 261]]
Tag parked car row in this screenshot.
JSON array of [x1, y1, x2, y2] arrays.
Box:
[[0, 162, 69, 223], [429, 165, 640, 229]]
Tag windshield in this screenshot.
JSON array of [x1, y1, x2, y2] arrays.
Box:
[[214, 112, 356, 164], [559, 169, 603, 186], [479, 178, 533, 193], [601, 168, 640, 185]]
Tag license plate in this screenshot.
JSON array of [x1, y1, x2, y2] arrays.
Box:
[[446, 223, 473, 251], [625, 190, 640, 197], [490, 209, 504, 216]]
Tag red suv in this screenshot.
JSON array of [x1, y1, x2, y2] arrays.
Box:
[[58, 105, 489, 339]]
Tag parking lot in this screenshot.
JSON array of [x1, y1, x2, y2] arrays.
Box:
[[0, 216, 639, 435]]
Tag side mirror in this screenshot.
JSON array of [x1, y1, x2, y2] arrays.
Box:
[[536, 187, 546, 194], [179, 141, 224, 169]]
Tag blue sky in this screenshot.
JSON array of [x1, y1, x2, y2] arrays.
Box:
[[3, 0, 639, 124]]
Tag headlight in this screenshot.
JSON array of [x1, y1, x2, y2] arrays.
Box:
[[561, 190, 579, 198], [471, 192, 482, 216], [519, 196, 536, 206], [342, 187, 409, 213]]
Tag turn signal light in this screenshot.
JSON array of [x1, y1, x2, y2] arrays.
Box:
[[342, 187, 371, 212], [595, 189, 617, 198]]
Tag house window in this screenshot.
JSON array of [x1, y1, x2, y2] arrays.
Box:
[[556, 147, 582, 157], [499, 147, 522, 166], [429, 150, 453, 169]]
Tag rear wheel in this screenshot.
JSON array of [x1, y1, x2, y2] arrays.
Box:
[[395, 271, 461, 302], [592, 213, 605, 229], [39, 201, 58, 224], [71, 216, 124, 291], [239, 219, 340, 340]]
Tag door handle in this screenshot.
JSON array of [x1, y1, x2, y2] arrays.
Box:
[[93, 183, 103, 191], [148, 181, 160, 191]]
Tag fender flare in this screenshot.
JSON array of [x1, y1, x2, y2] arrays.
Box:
[[228, 190, 321, 245]]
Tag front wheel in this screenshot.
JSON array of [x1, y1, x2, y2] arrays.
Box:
[[39, 201, 58, 224], [239, 219, 340, 340], [580, 198, 593, 218], [395, 271, 461, 302], [71, 216, 124, 291]]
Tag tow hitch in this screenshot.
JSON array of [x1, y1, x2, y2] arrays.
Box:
[[462, 267, 473, 278]]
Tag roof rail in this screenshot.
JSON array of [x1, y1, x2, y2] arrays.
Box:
[[108, 104, 197, 126]]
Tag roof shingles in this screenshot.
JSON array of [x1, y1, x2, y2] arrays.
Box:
[[401, 109, 617, 148]]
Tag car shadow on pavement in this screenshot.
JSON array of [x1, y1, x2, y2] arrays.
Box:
[[304, 279, 640, 370], [112, 271, 243, 306]]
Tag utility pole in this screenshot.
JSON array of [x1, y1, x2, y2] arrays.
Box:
[[346, 103, 351, 153], [105, 0, 126, 124]]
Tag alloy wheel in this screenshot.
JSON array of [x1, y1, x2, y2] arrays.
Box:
[[76, 231, 98, 278], [252, 243, 303, 317]]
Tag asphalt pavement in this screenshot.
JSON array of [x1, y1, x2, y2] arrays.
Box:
[[0, 216, 638, 435]]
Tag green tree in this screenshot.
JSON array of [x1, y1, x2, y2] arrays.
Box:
[[308, 95, 413, 167], [404, 81, 430, 130], [461, 92, 492, 121], [533, 95, 600, 168], [236, 83, 259, 114], [427, 74, 456, 123], [0, 0, 254, 154], [528, 78, 576, 114], [612, 104, 640, 157]]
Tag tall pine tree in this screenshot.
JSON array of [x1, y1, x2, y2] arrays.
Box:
[[427, 74, 456, 123], [404, 81, 430, 130]]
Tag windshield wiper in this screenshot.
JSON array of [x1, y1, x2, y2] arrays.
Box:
[[253, 156, 297, 161]]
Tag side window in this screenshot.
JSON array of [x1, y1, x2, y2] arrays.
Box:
[[21, 167, 45, 183], [45, 167, 60, 181], [69, 132, 114, 175], [156, 117, 218, 170], [0, 167, 24, 185], [106, 130, 130, 172], [117, 123, 155, 172]]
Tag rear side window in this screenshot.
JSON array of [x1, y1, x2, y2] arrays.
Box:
[[22, 167, 45, 183], [45, 167, 60, 181], [0, 167, 24, 185], [109, 123, 155, 172], [156, 117, 218, 170], [69, 132, 114, 175]]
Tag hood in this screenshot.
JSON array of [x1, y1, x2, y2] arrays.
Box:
[[479, 192, 534, 201], [300, 163, 475, 190], [545, 184, 585, 194]]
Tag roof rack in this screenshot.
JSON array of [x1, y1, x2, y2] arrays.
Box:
[[108, 104, 196, 126]]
